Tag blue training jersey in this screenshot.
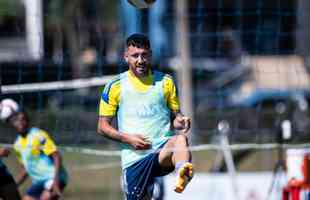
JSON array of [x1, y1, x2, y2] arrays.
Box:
[[117, 71, 174, 169]]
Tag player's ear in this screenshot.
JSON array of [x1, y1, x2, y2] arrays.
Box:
[[124, 50, 129, 62]]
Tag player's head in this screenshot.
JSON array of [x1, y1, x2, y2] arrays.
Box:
[[124, 33, 152, 78], [126, 33, 151, 49], [8, 111, 29, 134]]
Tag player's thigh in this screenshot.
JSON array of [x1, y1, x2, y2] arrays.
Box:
[[22, 195, 37, 200], [0, 182, 21, 200], [41, 190, 63, 200], [158, 136, 177, 167], [40, 190, 52, 200], [158, 134, 189, 167]]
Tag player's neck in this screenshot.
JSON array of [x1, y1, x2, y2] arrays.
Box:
[[129, 69, 152, 84], [18, 127, 30, 137]]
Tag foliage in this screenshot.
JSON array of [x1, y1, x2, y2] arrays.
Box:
[[0, 0, 24, 18]]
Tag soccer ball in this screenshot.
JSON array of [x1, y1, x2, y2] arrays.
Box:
[[0, 99, 19, 121], [127, 0, 156, 9]]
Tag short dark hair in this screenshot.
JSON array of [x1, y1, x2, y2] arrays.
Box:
[[7, 111, 26, 123], [126, 33, 151, 49]]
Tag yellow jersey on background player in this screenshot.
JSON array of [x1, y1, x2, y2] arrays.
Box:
[[14, 127, 68, 183], [6, 108, 68, 200]]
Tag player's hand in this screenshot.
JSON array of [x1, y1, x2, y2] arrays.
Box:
[[173, 116, 191, 134], [126, 134, 152, 150], [0, 148, 10, 157]]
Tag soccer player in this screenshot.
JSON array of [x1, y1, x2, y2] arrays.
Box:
[[98, 33, 194, 200], [0, 147, 21, 200], [7, 110, 68, 200]]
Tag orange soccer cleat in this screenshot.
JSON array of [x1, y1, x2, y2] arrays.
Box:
[[174, 162, 194, 193]]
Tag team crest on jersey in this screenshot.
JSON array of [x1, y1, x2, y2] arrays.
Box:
[[136, 103, 160, 118]]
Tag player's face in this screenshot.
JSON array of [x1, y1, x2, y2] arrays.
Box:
[[124, 46, 152, 78], [9, 113, 29, 133]]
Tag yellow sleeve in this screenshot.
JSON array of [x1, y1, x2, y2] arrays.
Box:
[[99, 78, 121, 117], [163, 74, 180, 112], [36, 130, 57, 156]]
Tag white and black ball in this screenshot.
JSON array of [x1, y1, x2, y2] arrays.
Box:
[[0, 99, 19, 121], [127, 0, 156, 9]]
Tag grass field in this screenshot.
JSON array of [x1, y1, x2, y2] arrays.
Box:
[[2, 148, 280, 199], [4, 151, 123, 200]]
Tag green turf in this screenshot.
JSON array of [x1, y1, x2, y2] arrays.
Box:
[[2, 148, 280, 199], [3, 151, 123, 200]]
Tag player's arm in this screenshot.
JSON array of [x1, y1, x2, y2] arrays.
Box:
[[16, 165, 28, 186], [164, 75, 191, 133], [0, 147, 10, 157], [97, 82, 126, 143], [97, 116, 123, 142], [13, 147, 28, 186], [50, 151, 62, 196], [39, 131, 63, 196]]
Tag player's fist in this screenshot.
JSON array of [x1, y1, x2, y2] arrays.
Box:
[[173, 115, 191, 134], [0, 148, 10, 157], [125, 134, 151, 150]]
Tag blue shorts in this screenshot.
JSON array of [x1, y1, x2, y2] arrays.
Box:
[[122, 149, 174, 200], [0, 166, 15, 187], [27, 177, 67, 198]]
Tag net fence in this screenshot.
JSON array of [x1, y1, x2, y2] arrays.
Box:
[[1, 75, 310, 200], [1, 0, 310, 200]]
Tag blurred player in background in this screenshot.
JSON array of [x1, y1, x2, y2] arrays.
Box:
[[0, 147, 21, 200], [98, 33, 193, 200], [3, 100, 68, 200]]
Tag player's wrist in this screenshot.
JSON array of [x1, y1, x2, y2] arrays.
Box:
[[173, 111, 184, 119], [176, 112, 184, 117], [118, 132, 128, 144]]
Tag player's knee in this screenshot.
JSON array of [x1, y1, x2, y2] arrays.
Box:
[[175, 134, 188, 146], [22, 196, 36, 200], [40, 191, 52, 200]]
